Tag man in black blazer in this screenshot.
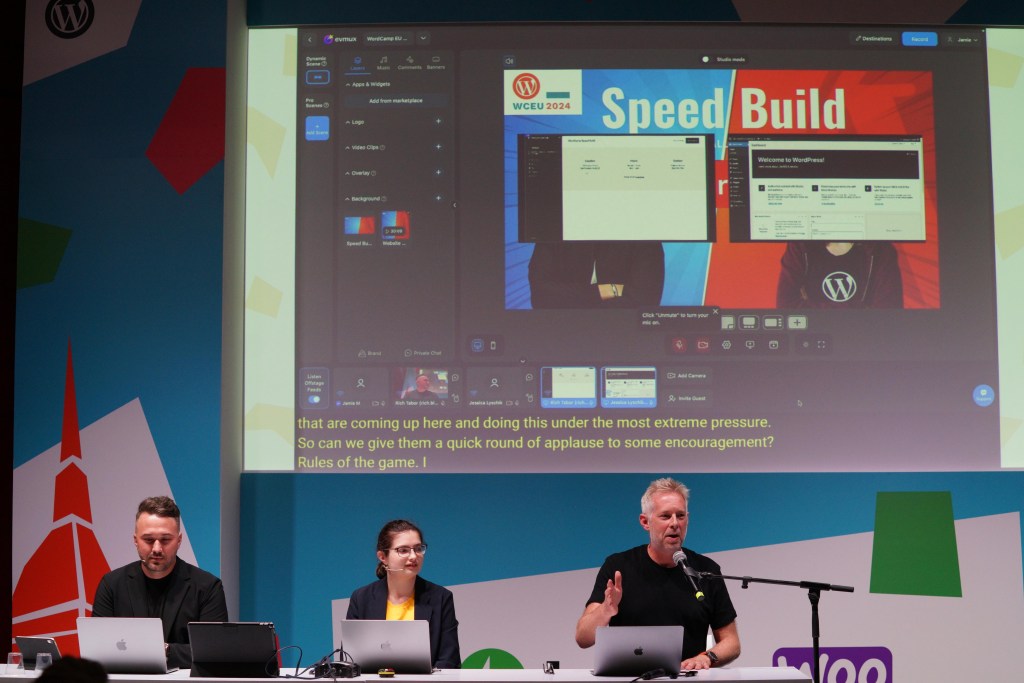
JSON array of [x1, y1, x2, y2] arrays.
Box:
[[91, 496, 228, 670]]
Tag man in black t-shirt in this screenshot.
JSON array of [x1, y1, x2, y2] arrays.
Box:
[[575, 478, 740, 670]]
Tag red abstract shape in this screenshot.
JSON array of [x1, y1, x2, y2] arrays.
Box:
[[12, 342, 111, 655], [60, 340, 81, 462], [55, 634, 81, 657], [54, 462, 93, 523], [13, 525, 81, 614], [78, 526, 112, 604], [146, 67, 227, 194]]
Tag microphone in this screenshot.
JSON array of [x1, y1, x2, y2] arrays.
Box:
[[672, 550, 705, 602]]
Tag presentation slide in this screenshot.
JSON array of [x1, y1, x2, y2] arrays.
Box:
[[244, 24, 1012, 475], [518, 133, 715, 243], [731, 137, 926, 241], [535, 134, 714, 242]]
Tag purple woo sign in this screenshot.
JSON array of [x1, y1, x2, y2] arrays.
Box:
[[773, 646, 892, 683]]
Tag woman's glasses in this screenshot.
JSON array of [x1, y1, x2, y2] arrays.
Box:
[[389, 544, 428, 558]]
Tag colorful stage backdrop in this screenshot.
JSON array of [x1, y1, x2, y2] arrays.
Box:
[[11, 1, 1024, 681]]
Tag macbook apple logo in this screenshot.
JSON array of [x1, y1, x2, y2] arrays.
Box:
[[116, 639, 127, 651], [633, 647, 644, 656]]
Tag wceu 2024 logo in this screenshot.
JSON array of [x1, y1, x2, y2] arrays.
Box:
[[774, 646, 893, 682], [503, 70, 583, 116]]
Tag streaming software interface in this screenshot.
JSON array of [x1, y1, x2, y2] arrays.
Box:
[[287, 24, 999, 473]]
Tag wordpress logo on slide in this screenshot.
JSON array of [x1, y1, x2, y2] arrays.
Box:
[[512, 73, 541, 99], [774, 646, 892, 682], [822, 271, 857, 302]]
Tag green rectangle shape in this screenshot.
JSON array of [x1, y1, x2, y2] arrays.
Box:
[[545, 91, 570, 98], [17, 218, 72, 289], [870, 491, 962, 597]]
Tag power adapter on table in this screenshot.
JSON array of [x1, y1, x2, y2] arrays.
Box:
[[313, 661, 361, 678]]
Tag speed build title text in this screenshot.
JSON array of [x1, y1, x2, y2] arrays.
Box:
[[601, 87, 847, 133]]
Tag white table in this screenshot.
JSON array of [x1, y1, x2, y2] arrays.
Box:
[[2, 666, 810, 682]]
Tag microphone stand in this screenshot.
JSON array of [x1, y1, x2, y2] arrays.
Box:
[[689, 569, 853, 683]]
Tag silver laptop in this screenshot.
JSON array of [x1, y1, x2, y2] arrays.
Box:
[[592, 625, 685, 677], [77, 616, 175, 674], [339, 619, 433, 674]]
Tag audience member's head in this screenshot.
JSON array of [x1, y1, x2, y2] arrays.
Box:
[[38, 656, 108, 683]]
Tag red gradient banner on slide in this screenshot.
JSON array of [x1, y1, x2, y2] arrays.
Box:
[[706, 70, 939, 309]]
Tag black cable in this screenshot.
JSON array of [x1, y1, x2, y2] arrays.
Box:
[[272, 644, 314, 679], [312, 648, 341, 679], [631, 668, 684, 681], [311, 648, 361, 680]]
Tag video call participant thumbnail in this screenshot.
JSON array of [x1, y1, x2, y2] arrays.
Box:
[[404, 373, 440, 401], [529, 242, 666, 308]]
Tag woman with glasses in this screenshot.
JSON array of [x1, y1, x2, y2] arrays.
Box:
[[346, 519, 461, 669]]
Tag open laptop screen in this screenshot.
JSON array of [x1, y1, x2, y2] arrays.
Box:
[[592, 625, 685, 677], [339, 619, 433, 674], [76, 617, 173, 675]]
